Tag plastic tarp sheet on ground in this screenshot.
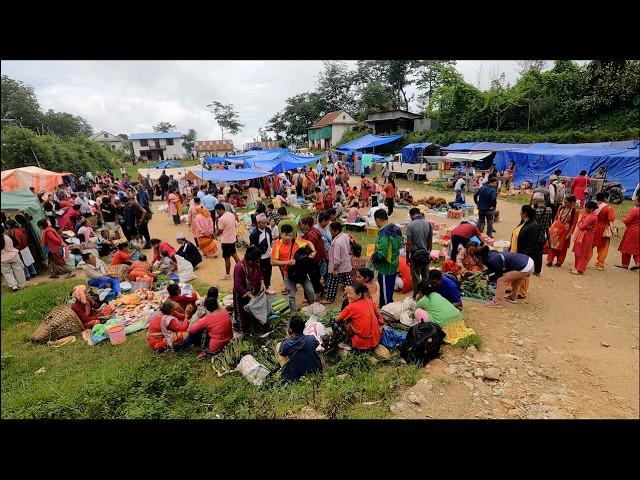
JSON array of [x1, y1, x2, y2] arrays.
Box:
[[338, 133, 404, 151], [494, 142, 640, 197], [1, 166, 71, 193], [401, 142, 434, 163], [152, 161, 182, 169], [187, 168, 272, 182], [1, 189, 46, 255]]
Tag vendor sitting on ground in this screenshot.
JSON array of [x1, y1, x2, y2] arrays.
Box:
[[346, 202, 365, 223], [276, 313, 323, 383], [188, 286, 219, 324], [394, 255, 413, 294], [456, 241, 483, 273], [427, 269, 463, 310], [415, 280, 476, 345], [79, 252, 121, 295], [96, 229, 116, 257], [70, 284, 105, 329], [111, 242, 132, 266], [186, 290, 233, 358], [175, 232, 202, 269], [147, 300, 189, 352], [334, 284, 382, 351], [129, 254, 155, 282], [166, 283, 198, 311], [354, 267, 380, 307]]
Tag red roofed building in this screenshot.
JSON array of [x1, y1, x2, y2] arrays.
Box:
[[244, 140, 281, 150], [307, 110, 357, 150], [194, 140, 235, 156]]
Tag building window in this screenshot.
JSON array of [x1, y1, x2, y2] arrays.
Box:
[[140, 139, 148, 147], [166, 138, 174, 146], [111, 145, 116, 150], [103, 133, 108, 138]]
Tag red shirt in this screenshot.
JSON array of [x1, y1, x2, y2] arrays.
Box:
[[168, 294, 198, 311], [111, 250, 131, 265], [451, 223, 482, 239], [148, 314, 189, 334], [187, 309, 233, 353], [12, 228, 29, 250], [337, 298, 382, 350], [42, 226, 64, 253], [302, 226, 326, 263]]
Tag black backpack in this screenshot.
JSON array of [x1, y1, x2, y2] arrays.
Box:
[[399, 322, 446, 366], [287, 248, 313, 285]]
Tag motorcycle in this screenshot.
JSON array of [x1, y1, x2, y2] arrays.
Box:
[[602, 181, 625, 204]]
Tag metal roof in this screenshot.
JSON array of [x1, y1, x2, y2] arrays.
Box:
[[129, 132, 182, 140]]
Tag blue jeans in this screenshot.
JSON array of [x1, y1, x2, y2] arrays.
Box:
[[378, 273, 397, 308], [88, 276, 121, 295]]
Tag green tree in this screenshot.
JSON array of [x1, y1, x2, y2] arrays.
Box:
[[354, 60, 418, 111], [356, 81, 394, 120], [316, 61, 356, 113], [518, 60, 548, 75], [181, 129, 197, 155], [42, 109, 93, 138], [267, 92, 323, 144], [206, 101, 243, 140], [1, 75, 43, 131], [414, 60, 460, 114], [153, 122, 176, 132], [432, 76, 485, 131]]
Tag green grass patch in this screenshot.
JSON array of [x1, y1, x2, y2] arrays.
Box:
[[1, 280, 422, 419], [435, 376, 453, 386], [454, 334, 483, 350]]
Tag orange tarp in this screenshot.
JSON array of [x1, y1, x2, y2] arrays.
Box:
[[1, 166, 71, 193]]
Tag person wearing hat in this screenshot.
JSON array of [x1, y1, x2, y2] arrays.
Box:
[[175, 232, 202, 269]]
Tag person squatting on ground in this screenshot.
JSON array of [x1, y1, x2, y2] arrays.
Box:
[[276, 313, 323, 383]]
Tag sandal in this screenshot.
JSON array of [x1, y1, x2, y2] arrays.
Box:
[[614, 265, 629, 269], [570, 269, 583, 275]]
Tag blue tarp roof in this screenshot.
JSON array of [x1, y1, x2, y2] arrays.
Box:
[[401, 142, 436, 163], [152, 161, 182, 169], [334, 149, 385, 161], [250, 152, 325, 173], [443, 142, 531, 152], [494, 141, 640, 198], [203, 156, 246, 165], [338, 133, 404, 151], [130, 132, 182, 140]]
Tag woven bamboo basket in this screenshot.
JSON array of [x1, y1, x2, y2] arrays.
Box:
[[31, 305, 84, 343], [107, 264, 131, 282]]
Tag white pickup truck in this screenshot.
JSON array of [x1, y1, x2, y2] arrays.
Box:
[[387, 154, 442, 181]]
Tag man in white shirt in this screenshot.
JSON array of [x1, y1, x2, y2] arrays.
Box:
[[250, 214, 276, 294], [367, 204, 387, 227]]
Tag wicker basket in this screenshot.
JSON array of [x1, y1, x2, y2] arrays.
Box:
[[31, 305, 84, 343], [107, 264, 131, 282]]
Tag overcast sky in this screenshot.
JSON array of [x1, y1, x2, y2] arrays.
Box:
[[1, 60, 562, 148]]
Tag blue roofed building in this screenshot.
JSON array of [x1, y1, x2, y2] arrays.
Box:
[[129, 131, 185, 161]]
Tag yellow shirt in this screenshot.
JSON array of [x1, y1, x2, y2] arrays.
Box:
[[510, 224, 523, 253]]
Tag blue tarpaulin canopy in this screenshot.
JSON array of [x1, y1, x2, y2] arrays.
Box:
[[443, 142, 531, 152], [153, 161, 182, 169], [494, 141, 639, 198], [338, 133, 404, 151], [334, 150, 385, 161], [203, 156, 246, 165], [246, 151, 325, 173], [401, 142, 435, 163]]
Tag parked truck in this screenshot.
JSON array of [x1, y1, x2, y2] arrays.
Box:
[[387, 154, 442, 181]]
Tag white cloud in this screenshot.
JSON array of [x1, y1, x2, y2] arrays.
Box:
[[2, 60, 580, 148]]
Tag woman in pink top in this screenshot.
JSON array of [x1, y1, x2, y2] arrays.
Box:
[[215, 203, 240, 279], [77, 219, 95, 240], [571, 170, 590, 205], [346, 202, 364, 223], [167, 189, 180, 225], [321, 222, 354, 304], [1, 231, 27, 291]]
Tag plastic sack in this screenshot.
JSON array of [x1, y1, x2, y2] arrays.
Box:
[[400, 297, 417, 327], [175, 254, 195, 283], [236, 354, 270, 386], [381, 302, 403, 323], [303, 319, 327, 345], [300, 302, 327, 316], [243, 292, 271, 325], [380, 327, 407, 350]]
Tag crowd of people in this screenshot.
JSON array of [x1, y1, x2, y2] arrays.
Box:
[[2, 159, 639, 384]]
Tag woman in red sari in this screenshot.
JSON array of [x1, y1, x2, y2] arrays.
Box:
[[147, 301, 189, 352], [262, 176, 272, 198], [37, 219, 75, 278], [70, 285, 102, 329], [571, 201, 598, 275], [616, 197, 640, 270], [546, 194, 579, 267], [589, 191, 616, 270], [570, 170, 591, 206]]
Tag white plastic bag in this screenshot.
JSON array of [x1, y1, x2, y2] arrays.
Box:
[[300, 302, 327, 316], [304, 319, 328, 344], [175, 254, 196, 283], [400, 297, 417, 327], [236, 354, 270, 386], [380, 301, 403, 322]]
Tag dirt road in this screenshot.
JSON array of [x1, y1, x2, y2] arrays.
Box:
[[146, 180, 638, 419]]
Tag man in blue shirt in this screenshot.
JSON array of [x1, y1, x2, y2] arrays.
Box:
[[197, 185, 207, 202], [427, 270, 462, 310], [473, 177, 498, 238], [202, 189, 218, 233]]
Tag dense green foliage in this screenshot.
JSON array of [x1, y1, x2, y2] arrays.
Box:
[[267, 60, 640, 145], [1, 125, 117, 173]]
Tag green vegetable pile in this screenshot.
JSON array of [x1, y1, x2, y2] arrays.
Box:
[[460, 272, 495, 301]]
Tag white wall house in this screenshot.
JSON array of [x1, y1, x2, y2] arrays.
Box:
[[129, 132, 185, 161], [89, 131, 126, 151], [307, 110, 357, 150]]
